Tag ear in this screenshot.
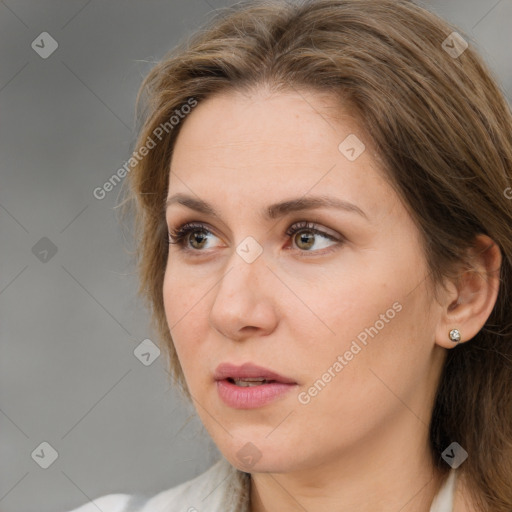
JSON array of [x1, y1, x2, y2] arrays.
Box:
[[435, 234, 502, 349]]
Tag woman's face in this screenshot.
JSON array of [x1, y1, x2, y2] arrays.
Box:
[[163, 88, 447, 474]]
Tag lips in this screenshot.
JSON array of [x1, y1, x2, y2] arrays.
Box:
[[214, 362, 297, 384], [214, 362, 297, 409]]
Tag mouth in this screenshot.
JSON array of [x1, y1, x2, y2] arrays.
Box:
[[226, 377, 278, 387], [214, 362, 297, 384], [214, 362, 297, 409]]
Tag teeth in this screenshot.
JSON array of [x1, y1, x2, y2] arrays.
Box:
[[232, 378, 270, 387]]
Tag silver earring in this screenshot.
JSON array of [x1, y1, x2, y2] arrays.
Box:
[[449, 329, 461, 343]]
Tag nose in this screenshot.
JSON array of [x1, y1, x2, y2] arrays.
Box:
[[208, 248, 279, 341]]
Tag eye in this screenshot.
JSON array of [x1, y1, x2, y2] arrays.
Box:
[[285, 221, 340, 254], [167, 220, 342, 255], [167, 222, 220, 251]]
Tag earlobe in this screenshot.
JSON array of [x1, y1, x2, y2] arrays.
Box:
[[435, 234, 502, 349]]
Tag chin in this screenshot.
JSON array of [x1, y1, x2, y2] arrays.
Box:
[[216, 436, 302, 474]]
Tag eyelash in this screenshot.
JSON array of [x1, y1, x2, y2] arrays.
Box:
[[166, 221, 342, 257]]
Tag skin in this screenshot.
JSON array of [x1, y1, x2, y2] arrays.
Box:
[[163, 87, 501, 512]]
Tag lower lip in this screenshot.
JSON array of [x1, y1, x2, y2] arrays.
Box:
[[216, 379, 296, 409]]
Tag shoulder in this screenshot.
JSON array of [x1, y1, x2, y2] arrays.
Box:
[[430, 469, 468, 512], [139, 457, 247, 511], [66, 458, 248, 512], [66, 493, 132, 512], [452, 471, 480, 512]]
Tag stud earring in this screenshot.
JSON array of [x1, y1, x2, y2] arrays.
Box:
[[449, 329, 461, 343]]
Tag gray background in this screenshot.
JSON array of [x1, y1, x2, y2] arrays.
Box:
[[1, 1, 511, 511]]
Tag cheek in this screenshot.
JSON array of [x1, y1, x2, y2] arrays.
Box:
[[292, 248, 430, 380], [312, 282, 435, 418], [162, 268, 182, 334], [162, 267, 209, 379], [292, 263, 397, 343], [163, 260, 210, 327]]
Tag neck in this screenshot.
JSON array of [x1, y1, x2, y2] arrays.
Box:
[[249, 420, 447, 512]]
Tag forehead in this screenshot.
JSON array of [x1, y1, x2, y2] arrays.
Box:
[[168, 88, 392, 219], [172, 88, 360, 158]]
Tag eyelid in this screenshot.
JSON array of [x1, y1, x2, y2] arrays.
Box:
[[167, 220, 343, 255], [285, 220, 340, 241], [167, 221, 221, 246]]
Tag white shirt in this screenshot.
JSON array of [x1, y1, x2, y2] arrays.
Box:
[[68, 458, 457, 512]]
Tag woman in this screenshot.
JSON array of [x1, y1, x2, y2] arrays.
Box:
[[69, 0, 512, 510]]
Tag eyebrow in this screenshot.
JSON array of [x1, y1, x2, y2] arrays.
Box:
[[165, 193, 368, 221]]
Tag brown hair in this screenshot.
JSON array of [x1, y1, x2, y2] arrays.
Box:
[[122, 0, 512, 509]]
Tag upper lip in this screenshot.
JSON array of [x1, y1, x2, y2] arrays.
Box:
[[214, 362, 297, 384]]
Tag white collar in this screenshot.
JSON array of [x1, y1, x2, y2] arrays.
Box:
[[429, 469, 457, 512]]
